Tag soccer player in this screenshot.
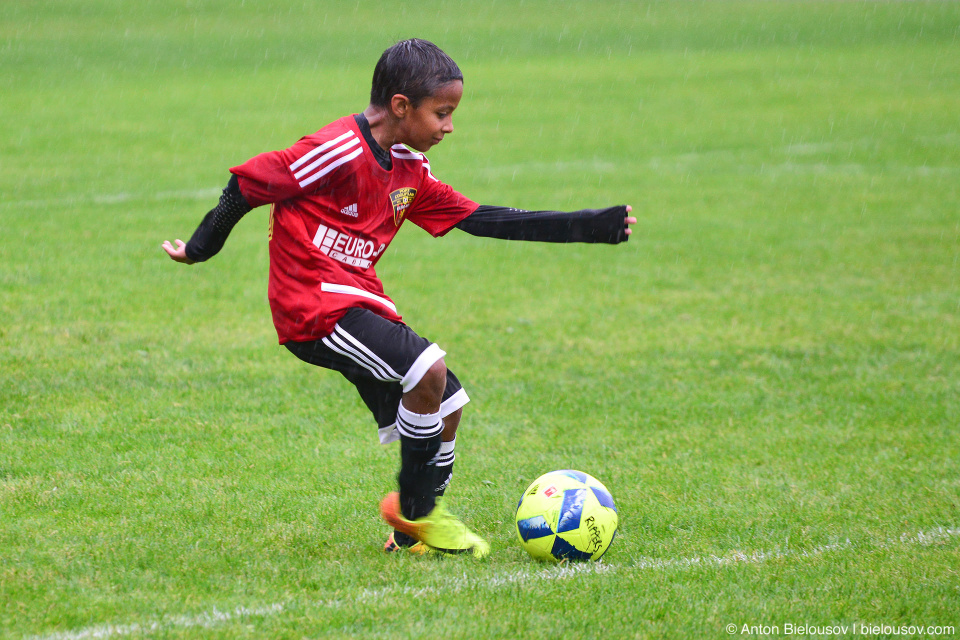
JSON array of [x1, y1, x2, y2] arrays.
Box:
[[162, 39, 635, 557]]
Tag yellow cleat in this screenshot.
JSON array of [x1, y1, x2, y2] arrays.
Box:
[[379, 492, 490, 558], [383, 531, 434, 555]]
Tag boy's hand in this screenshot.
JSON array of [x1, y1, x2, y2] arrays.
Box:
[[625, 205, 636, 236], [162, 239, 196, 265]]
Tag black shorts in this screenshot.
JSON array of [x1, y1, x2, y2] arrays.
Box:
[[285, 308, 469, 443]]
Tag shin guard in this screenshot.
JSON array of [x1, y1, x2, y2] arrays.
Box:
[[396, 403, 443, 520]]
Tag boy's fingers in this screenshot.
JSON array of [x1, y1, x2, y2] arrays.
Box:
[[161, 239, 190, 261]]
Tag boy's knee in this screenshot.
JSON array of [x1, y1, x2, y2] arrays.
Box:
[[401, 356, 448, 415], [414, 358, 447, 402]]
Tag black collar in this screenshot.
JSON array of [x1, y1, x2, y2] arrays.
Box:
[[354, 113, 393, 171]]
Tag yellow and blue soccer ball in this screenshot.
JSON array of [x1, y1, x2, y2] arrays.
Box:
[[515, 469, 618, 561]]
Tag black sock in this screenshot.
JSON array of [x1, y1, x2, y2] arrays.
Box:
[[395, 404, 443, 520]]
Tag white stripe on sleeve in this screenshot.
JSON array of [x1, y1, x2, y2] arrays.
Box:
[[289, 131, 356, 172], [298, 147, 363, 188]]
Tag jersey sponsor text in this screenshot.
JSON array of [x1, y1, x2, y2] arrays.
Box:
[[312, 223, 385, 269]]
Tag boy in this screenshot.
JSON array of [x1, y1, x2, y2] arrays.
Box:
[[162, 39, 635, 557]]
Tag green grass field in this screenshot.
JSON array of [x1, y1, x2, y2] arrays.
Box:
[[2, 1, 959, 638]]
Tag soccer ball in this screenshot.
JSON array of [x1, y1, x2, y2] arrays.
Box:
[[515, 469, 618, 562]]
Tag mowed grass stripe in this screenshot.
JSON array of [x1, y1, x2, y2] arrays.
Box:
[[27, 526, 960, 640], [3, 0, 959, 637]]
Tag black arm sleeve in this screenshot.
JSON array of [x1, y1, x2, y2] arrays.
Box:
[[454, 204, 629, 244], [184, 174, 253, 262]]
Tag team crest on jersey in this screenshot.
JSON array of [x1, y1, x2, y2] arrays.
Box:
[[389, 187, 417, 226]]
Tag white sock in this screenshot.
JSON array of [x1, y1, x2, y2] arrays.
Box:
[[396, 402, 443, 440], [431, 437, 456, 467]]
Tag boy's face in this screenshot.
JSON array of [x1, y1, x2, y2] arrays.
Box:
[[397, 80, 463, 152]]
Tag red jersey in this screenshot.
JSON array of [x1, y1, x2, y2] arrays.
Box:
[[230, 115, 479, 343]]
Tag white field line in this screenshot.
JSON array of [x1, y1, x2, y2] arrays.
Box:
[[24, 527, 960, 640], [25, 604, 286, 640]]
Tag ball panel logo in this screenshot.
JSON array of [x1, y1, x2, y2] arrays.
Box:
[[583, 515, 603, 552], [389, 187, 417, 226]]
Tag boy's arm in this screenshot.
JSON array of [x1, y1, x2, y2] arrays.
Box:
[[163, 134, 317, 264], [454, 204, 635, 244], [161, 174, 252, 264]]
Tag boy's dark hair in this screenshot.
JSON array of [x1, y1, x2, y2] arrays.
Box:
[[370, 39, 463, 108]]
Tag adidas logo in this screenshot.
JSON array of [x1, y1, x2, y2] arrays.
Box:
[[340, 203, 358, 217]]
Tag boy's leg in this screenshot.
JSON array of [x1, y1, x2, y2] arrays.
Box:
[[390, 404, 461, 549], [386, 361, 488, 556], [284, 309, 485, 555], [394, 357, 446, 521], [286, 310, 448, 515], [347, 365, 466, 526]]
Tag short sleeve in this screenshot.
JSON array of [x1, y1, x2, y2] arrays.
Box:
[[406, 166, 479, 237], [230, 147, 304, 209], [230, 120, 363, 209]]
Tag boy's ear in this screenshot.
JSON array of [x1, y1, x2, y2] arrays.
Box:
[[389, 94, 412, 119]]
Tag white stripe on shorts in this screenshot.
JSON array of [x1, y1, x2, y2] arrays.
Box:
[[321, 325, 401, 383], [400, 343, 446, 393], [331, 325, 402, 381], [440, 388, 470, 419], [321, 334, 391, 382]]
